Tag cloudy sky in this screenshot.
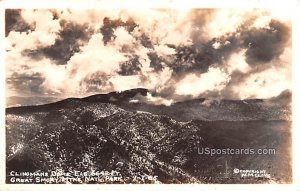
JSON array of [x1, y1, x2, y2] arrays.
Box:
[[5, 9, 291, 104]]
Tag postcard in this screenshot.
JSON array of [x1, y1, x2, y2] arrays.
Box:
[[1, 1, 300, 190]]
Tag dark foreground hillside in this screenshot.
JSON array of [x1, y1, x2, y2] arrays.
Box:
[[6, 89, 292, 184]]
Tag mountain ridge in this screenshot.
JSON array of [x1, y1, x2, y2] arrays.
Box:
[[6, 88, 291, 121]]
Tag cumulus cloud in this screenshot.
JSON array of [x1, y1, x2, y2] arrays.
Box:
[[5, 9, 34, 37], [234, 66, 291, 99], [131, 92, 174, 106], [24, 20, 93, 65], [5, 9, 292, 104], [175, 67, 230, 97], [6, 9, 61, 51]]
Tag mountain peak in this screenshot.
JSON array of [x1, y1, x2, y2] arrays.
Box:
[[82, 88, 148, 103]]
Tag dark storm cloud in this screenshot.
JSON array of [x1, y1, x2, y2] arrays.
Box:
[[100, 17, 138, 45], [173, 44, 217, 75], [23, 20, 93, 64], [6, 72, 45, 95], [153, 9, 220, 78], [241, 19, 291, 65], [170, 18, 290, 76], [147, 52, 164, 71], [5, 9, 35, 37], [118, 56, 141, 76], [140, 33, 153, 48], [170, 37, 238, 77]]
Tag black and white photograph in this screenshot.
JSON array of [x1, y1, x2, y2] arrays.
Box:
[[3, 7, 295, 185]]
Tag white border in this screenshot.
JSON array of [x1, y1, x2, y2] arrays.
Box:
[[0, 0, 299, 191], [292, 0, 300, 188], [0, 0, 6, 189], [0, 0, 298, 9]]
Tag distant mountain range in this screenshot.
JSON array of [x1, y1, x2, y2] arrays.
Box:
[[6, 88, 291, 121], [6, 88, 292, 183], [6, 96, 61, 107]]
